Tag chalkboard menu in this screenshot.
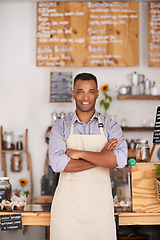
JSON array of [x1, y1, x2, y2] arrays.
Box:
[[148, 3, 160, 67], [1, 214, 22, 231], [153, 106, 160, 144], [49, 71, 73, 103], [37, 1, 139, 67]]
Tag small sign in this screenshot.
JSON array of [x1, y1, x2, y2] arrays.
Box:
[[153, 106, 160, 144], [114, 215, 119, 231], [49, 71, 73, 103], [0, 214, 22, 231]]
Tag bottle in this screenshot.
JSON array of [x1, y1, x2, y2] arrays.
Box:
[[0, 177, 12, 202], [16, 135, 23, 150], [130, 139, 136, 149], [136, 140, 150, 162]]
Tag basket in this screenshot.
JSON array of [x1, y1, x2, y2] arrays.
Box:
[[155, 176, 160, 200]]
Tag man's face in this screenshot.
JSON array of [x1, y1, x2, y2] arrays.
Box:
[[72, 79, 99, 113]]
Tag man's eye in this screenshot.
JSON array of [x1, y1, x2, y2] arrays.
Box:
[[90, 91, 95, 93], [77, 91, 83, 94]]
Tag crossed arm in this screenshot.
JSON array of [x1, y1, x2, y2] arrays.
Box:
[[64, 138, 119, 172]]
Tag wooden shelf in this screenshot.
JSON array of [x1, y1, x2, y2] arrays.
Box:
[[0, 126, 33, 204], [117, 94, 160, 100], [34, 195, 53, 204], [121, 127, 154, 132], [2, 150, 25, 153]]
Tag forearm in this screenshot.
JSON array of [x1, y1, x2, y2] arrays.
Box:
[[79, 150, 118, 168], [65, 139, 119, 169], [64, 158, 96, 172]]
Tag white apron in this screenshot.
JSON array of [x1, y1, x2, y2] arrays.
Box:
[[50, 116, 116, 240]]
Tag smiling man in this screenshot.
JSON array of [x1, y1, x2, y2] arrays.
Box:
[[49, 73, 128, 240]]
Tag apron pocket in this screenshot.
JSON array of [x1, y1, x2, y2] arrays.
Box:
[[64, 180, 113, 216]]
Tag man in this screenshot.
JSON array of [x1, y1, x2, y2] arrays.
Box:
[[49, 73, 127, 240]]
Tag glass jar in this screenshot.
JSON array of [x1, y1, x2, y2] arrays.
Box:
[[136, 140, 150, 162], [0, 177, 12, 202], [11, 153, 22, 172], [3, 131, 14, 150]]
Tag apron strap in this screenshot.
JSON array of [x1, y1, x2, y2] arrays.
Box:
[[97, 115, 104, 135], [70, 121, 74, 134]]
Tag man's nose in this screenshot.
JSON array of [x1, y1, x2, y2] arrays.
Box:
[[83, 92, 89, 100]]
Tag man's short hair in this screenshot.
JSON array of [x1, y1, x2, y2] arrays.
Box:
[[73, 73, 98, 88]]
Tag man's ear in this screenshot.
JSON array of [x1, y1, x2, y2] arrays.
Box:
[[96, 90, 99, 99], [72, 90, 75, 99]]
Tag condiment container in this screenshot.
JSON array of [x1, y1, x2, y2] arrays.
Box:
[[136, 140, 150, 162], [16, 135, 23, 150], [0, 177, 12, 202], [11, 153, 22, 172]]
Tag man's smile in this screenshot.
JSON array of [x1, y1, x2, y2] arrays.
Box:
[[81, 101, 90, 105]]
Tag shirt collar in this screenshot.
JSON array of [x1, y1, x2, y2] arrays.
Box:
[[72, 110, 99, 124]]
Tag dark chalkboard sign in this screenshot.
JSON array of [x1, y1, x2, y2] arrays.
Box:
[[153, 106, 160, 144], [49, 71, 73, 103], [1, 214, 22, 231], [149, 106, 160, 161]]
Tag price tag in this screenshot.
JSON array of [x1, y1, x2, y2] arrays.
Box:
[[0, 214, 22, 231]]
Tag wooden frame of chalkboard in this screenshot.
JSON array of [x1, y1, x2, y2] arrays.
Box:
[[49, 71, 73, 103]]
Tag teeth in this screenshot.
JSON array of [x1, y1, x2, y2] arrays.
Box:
[[82, 102, 89, 105]]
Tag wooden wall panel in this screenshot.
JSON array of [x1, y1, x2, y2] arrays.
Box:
[[148, 2, 160, 67], [131, 162, 160, 213], [37, 1, 139, 67]]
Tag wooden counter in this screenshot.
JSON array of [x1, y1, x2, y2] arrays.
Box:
[[0, 211, 50, 226], [117, 212, 160, 226], [1, 208, 160, 226], [1, 163, 160, 227]]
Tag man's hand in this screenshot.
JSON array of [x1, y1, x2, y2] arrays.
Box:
[[66, 148, 81, 159], [102, 138, 119, 152]]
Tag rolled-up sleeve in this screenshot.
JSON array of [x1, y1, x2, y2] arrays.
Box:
[[107, 120, 128, 169], [49, 120, 70, 172]]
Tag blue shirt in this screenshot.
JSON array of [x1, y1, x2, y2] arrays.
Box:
[[49, 111, 128, 172]]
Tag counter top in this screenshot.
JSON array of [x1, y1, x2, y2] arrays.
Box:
[[1, 205, 160, 226]]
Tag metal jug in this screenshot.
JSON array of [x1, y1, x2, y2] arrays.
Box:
[[130, 71, 139, 86], [150, 80, 158, 95], [129, 71, 145, 95], [145, 79, 151, 95], [138, 74, 145, 95], [130, 71, 139, 95]]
